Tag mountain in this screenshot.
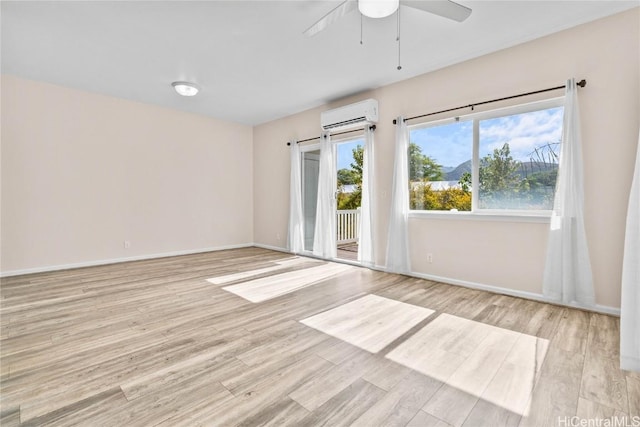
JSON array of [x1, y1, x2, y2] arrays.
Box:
[[444, 160, 472, 181]]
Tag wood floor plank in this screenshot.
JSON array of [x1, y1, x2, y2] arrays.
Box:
[[0, 406, 21, 427], [518, 346, 585, 427], [407, 411, 453, 427], [183, 376, 309, 427], [351, 372, 440, 427], [628, 376, 640, 416], [553, 308, 590, 354], [19, 387, 128, 427], [92, 373, 234, 427], [522, 304, 563, 340], [462, 399, 521, 427], [587, 313, 621, 360], [235, 324, 330, 367], [288, 351, 378, 411], [298, 378, 386, 427], [580, 351, 629, 412], [120, 344, 248, 401], [235, 396, 310, 427], [361, 357, 413, 391], [575, 397, 617, 419], [221, 353, 334, 398], [314, 337, 370, 366]]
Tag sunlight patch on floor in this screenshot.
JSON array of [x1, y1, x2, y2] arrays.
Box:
[[207, 257, 310, 285], [300, 294, 435, 353], [221, 262, 352, 303], [386, 313, 549, 417]]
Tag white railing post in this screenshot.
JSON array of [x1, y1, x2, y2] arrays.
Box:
[[336, 209, 361, 244]]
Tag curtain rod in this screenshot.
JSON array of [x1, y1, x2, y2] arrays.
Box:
[[393, 79, 586, 125], [286, 124, 376, 146]]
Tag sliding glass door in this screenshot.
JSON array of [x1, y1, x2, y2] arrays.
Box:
[[335, 138, 364, 262], [298, 133, 372, 265], [301, 148, 320, 252]]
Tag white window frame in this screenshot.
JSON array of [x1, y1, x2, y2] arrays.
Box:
[[408, 96, 564, 222]]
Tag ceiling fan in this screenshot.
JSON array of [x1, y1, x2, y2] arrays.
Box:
[[304, 0, 472, 37]]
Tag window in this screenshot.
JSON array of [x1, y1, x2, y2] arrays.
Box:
[[409, 98, 564, 214]]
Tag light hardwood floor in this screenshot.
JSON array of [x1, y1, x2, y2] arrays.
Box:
[[1, 247, 638, 426]]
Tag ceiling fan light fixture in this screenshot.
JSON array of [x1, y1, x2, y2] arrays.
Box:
[[358, 0, 399, 18], [171, 81, 199, 97]]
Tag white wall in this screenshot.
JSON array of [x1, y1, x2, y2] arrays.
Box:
[[1, 75, 254, 274], [253, 9, 640, 309]]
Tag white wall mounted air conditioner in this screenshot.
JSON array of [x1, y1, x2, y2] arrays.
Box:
[[320, 99, 379, 131]]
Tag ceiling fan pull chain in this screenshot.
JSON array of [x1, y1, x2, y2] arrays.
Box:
[[360, 13, 363, 45], [396, 8, 402, 70]]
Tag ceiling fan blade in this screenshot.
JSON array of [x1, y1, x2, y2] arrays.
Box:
[[303, 0, 358, 37], [402, 0, 472, 22]]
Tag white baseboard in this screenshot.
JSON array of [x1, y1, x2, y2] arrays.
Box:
[[406, 270, 621, 316], [0, 243, 253, 277], [252, 243, 290, 253]]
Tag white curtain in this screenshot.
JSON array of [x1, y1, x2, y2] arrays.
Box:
[[358, 126, 375, 267], [621, 129, 640, 372], [287, 141, 304, 253], [386, 117, 411, 274], [313, 132, 337, 259], [542, 78, 595, 305]]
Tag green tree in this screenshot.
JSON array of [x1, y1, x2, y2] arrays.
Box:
[[458, 171, 472, 192], [350, 146, 363, 181], [478, 143, 521, 206], [337, 168, 357, 186], [337, 145, 363, 209], [337, 191, 361, 210], [479, 143, 520, 191], [409, 143, 444, 181]]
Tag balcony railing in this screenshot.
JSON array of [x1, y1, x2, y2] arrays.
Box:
[[336, 209, 360, 244]]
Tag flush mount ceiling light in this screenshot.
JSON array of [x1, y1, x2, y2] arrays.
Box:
[[358, 0, 399, 18], [171, 81, 199, 97]]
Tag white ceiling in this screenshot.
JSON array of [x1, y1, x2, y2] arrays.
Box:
[[2, 1, 637, 125]]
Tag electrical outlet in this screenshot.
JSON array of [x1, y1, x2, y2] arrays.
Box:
[[276, 233, 281, 241], [124, 240, 131, 249], [427, 253, 433, 263]]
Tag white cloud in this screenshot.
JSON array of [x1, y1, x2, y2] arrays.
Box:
[[480, 108, 563, 160]]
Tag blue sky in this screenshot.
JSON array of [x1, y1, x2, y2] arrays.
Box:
[[337, 139, 363, 170], [410, 107, 564, 168], [411, 121, 473, 168]]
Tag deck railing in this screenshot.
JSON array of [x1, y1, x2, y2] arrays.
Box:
[[336, 209, 360, 244]]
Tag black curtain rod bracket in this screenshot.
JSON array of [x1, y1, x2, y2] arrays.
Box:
[[393, 79, 586, 125], [286, 124, 376, 146]]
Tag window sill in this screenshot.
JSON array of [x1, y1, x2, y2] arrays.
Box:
[[408, 210, 551, 223]]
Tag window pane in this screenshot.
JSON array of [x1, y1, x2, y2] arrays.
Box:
[[302, 150, 320, 251], [336, 139, 363, 210], [478, 106, 563, 210], [409, 121, 473, 211]]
